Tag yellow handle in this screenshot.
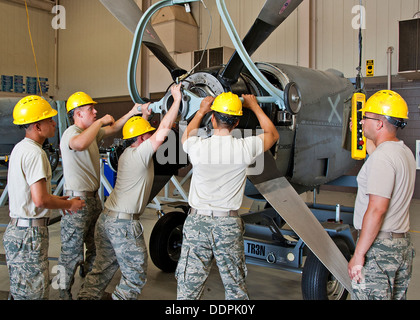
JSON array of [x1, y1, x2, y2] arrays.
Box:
[[351, 93, 367, 160]]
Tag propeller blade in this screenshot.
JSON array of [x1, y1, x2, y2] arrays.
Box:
[[100, 0, 185, 80], [247, 152, 352, 293], [219, 0, 303, 86], [99, 0, 143, 34], [258, 0, 304, 26]]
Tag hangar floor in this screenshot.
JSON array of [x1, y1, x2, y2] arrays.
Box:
[[0, 186, 419, 301]]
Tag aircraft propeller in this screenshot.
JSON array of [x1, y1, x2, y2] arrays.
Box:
[[99, 0, 186, 82], [219, 0, 303, 87]]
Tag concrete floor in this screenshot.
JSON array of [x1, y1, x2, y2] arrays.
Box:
[[0, 186, 419, 300]]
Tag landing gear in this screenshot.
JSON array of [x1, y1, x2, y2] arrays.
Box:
[[149, 211, 187, 273], [301, 238, 351, 300]]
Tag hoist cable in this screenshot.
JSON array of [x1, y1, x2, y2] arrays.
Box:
[[24, 0, 43, 96]]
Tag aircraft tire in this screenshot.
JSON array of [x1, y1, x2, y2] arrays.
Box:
[[149, 211, 187, 273], [301, 237, 351, 300]]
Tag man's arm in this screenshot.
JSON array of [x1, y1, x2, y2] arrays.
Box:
[[71, 103, 143, 151], [102, 104, 141, 137], [242, 94, 279, 151], [348, 194, 389, 281], [181, 96, 214, 144], [149, 83, 183, 151], [30, 179, 85, 214], [69, 114, 115, 151]]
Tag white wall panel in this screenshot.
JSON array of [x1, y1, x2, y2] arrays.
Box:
[[316, 0, 420, 77]]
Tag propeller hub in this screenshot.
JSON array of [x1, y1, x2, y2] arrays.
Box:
[[161, 72, 224, 121]]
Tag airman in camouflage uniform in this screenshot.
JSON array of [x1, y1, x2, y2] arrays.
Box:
[[178, 93, 279, 299], [176, 214, 248, 299], [77, 211, 148, 299], [4, 224, 50, 299], [4, 96, 85, 300], [78, 84, 182, 300], [348, 90, 416, 300], [351, 236, 415, 300], [58, 92, 140, 299], [57, 194, 102, 298]]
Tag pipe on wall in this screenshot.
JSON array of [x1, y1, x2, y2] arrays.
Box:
[[387, 46, 394, 90]]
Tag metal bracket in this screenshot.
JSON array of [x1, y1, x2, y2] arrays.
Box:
[[147, 88, 280, 120]]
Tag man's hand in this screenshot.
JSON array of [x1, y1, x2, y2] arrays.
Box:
[[348, 254, 365, 283], [129, 104, 141, 117], [139, 102, 152, 119], [242, 94, 259, 110], [98, 114, 115, 127], [171, 83, 182, 103], [62, 196, 85, 215], [199, 96, 215, 115]]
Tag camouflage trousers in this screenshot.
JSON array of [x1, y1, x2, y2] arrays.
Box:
[[351, 235, 415, 300], [3, 224, 49, 300], [176, 213, 248, 300], [77, 211, 148, 300], [57, 194, 102, 299]]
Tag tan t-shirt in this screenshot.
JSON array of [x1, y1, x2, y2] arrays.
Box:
[[8, 138, 52, 219], [105, 139, 155, 214], [60, 125, 105, 192], [354, 140, 416, 233], [183, 135, 263, 211]]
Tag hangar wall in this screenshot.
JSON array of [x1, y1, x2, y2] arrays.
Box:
[[56, 0, 135, 100], [194, 0, 420, 77], [0, 1, 55, 97], [314, 0, 420, 77], [2, 0, 420, 98]]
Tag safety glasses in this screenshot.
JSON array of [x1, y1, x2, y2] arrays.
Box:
[[362, 115, 381, 122]]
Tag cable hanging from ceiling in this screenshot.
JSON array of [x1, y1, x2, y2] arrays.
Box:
[[24, 0, 43, 96], [355, 0, 364, 93]]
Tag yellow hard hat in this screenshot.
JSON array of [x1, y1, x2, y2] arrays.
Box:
[[122, 116, 156, 140], [211, 92, 243, 116], [361, 90, 408, 119], [13, 95, 58, 125], [66, 91, 97, 113]]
